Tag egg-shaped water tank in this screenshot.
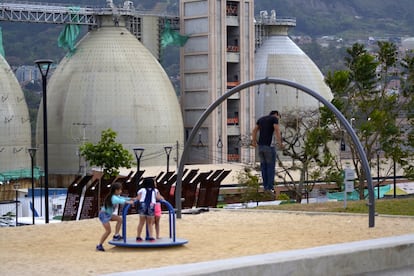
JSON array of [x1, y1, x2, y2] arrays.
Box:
[[36, 21, 184, 175], [255, 25, 333, 117], [0, 55, 31, 173]]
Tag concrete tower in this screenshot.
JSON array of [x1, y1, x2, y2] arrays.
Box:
[[255, 11, 333, 117], [180, 0, 256, 165], [36, 16, 184, 175], [0, 55, 31, 173]]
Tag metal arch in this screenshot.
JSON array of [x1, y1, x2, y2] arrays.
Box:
[[176, 77, 375, 228]]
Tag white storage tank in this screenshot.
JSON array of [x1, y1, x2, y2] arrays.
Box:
[[0, 55, 31, 172], [255, 16, 333, 117], [36, 17, 184, 174]]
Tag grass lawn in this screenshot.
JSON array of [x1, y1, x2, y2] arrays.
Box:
[[255, 197, 414, 216]]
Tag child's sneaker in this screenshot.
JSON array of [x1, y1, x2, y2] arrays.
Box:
[[96, 244, 105, 251], [136, 237, 143, 242], [148, 237, 156, 242], [113, 234, 122, 241]]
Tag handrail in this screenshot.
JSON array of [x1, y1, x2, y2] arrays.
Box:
[[121, 199, 176, 243]]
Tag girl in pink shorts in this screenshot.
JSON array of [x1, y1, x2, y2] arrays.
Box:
[[154, 201, 162, 239]]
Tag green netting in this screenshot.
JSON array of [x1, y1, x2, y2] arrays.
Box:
[[327, 185, 391, 201], [57, 7, 81, 55], [161, 20, 189, 48], [0, 27, 5, 57], [0, 167, 44, 182]]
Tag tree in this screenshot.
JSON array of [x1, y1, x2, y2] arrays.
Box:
[[277, 109, 342, 203], [325, 42, 414, 199], [80, 128, 134, 178], [237, 167, 272, 205]]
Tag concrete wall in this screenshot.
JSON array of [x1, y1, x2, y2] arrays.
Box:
[[106, 234, 414, 276]]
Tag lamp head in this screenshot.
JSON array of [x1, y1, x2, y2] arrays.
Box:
[[27, 148, 38, 158], [34, 59, 54, 77], [164, 146, 173, 155], [133, 147, 145, 160]]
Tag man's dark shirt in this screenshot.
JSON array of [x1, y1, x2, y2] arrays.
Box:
[[256, 115, 279, 146]]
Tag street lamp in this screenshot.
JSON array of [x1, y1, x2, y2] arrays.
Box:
[[133, 147, 145, 172], [376, 141, 381, 200], [35, 59, 53, 224], [13, 182, 20, 227], [28, 148, 37, 224], [164, 146, 173, 173]]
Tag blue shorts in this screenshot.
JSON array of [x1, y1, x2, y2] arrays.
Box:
[[138, 202, 155, 217], [98, 211, 112, 223]]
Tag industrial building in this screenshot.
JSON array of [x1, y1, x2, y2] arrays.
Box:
[[180, 1, 332, 165], [0, 1, 333, 179], [180, 0, 256, 165]]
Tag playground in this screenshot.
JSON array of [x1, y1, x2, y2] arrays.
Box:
[[1, 209, 414, 275]]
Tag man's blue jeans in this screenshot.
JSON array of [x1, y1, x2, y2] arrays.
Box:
[[258, 145, 276, 191]]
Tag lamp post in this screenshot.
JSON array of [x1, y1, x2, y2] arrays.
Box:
[[13, 182, 20, 227], [35, 59, 53, 224], [133, 147, 145, 172], [28, 148, 37, 224], [39, 170, 43, 216], [376, 140, 381, 200], [377, 149, 380, 199], [393, 159, 397, 198], [164, 146, 173, 173]]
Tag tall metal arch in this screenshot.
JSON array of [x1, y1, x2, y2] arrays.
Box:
[[176, 77, 375, 227]]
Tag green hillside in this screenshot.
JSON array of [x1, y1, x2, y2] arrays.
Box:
[[0, 0, 413, 66], [256, 0, 414, 37]]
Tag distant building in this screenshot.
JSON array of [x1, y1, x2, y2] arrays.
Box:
[[180, 0, 256, 165], [180, 3, 333, 165], [15, 65, 41, 84]]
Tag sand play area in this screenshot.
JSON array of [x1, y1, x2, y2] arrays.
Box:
[[1, 209, 414, 275]]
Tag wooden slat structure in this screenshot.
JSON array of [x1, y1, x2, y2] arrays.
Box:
[[61, 175, 92, 221], [196, 170, 231, 208]]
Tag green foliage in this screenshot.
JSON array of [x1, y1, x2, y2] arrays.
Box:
[[325, 42, 414, 198], [276, 193, 290, 200], [236, 167, 268, 203], [256, 198, 414, 216], [80, 128, 134, 178], [278, 109, 342, 202], [301, 43, 347, 76]]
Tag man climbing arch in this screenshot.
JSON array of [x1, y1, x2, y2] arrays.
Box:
[[251, 110, 284, 192]]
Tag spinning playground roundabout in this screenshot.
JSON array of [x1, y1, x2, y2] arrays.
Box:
[[108, 200, 188, 248]]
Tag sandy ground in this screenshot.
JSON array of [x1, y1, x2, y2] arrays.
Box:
[[1, 209, 414, 276]]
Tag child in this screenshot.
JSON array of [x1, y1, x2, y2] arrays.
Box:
[[154, 202, 162, 239], [96, 182, 135, 252], [154, 182, 164, 239], [136, 177, 163, 242]]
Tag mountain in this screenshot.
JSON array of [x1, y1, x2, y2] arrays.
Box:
[[255, 0, 414, 38], [1, 0, 413, 66]]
